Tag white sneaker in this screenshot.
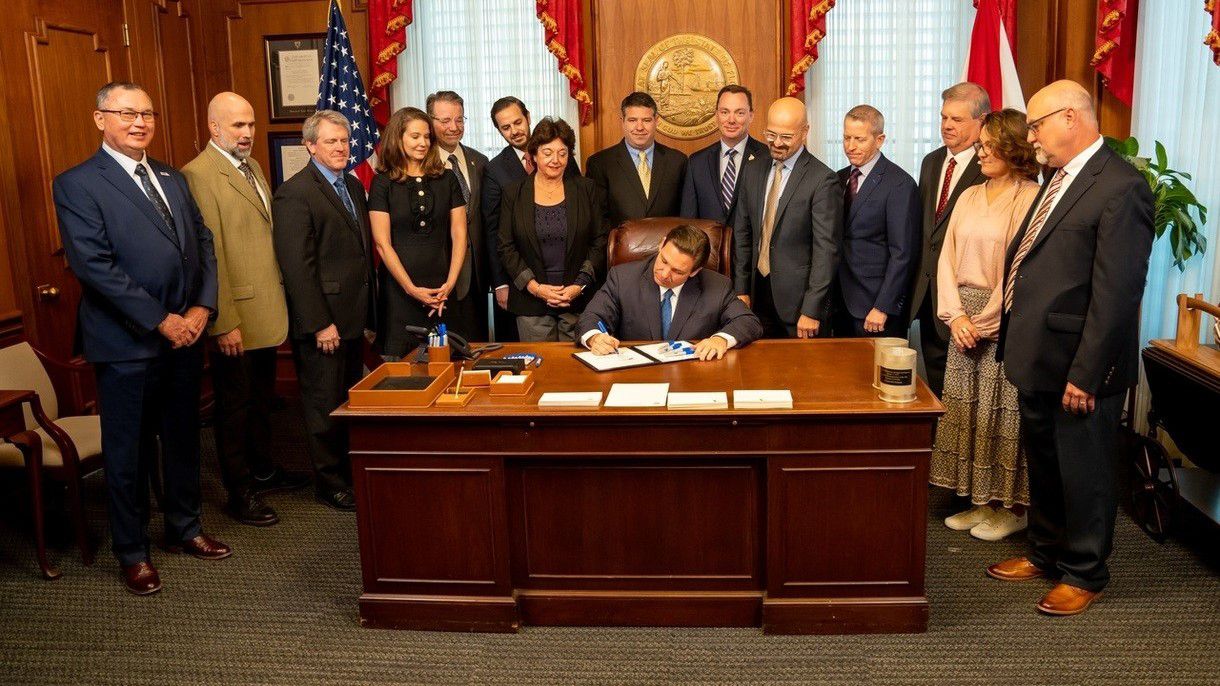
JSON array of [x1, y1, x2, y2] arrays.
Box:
[[944, 505, 992, 531], [970, 508, 1028, 541]]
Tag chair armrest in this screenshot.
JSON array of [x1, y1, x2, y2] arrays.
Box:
[[32, 348, 97, 416], [24, 393, 84, 470]]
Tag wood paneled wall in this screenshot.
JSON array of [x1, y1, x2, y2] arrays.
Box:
[[0, 0, 1132, 355], [582, 0, 786, 157]]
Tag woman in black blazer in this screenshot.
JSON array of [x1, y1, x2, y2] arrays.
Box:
[[497, 118, 608, 342]]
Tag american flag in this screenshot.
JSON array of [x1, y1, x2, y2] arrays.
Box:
[[317, 0, 379, 187]]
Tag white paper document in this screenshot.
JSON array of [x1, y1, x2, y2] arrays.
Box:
[[733, 389, 793, 409], [666, 392, 729, 410], [573, 347, 656, 372], [604, 383, 671, 408], [494, 374, 527, 384], [634, 341, 698, 363], [538, 392, 603, 408]]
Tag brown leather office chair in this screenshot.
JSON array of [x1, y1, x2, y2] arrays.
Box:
[[606, 217, 733, 277]]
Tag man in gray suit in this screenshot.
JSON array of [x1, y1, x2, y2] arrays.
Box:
[[733, 97, 843, 338], [428, 90, 490, 340], [578, 225, 762, 361]]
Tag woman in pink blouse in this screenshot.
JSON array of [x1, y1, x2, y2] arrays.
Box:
[[930, 109, 1040, 541]]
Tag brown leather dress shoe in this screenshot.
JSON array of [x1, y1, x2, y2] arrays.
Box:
[[122, 561, 162, 595], [1037, 583, 1101, 616], [164, 534, 232, 561], [986, 556, 1047, 581]]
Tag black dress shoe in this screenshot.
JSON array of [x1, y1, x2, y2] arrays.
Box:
[[122, 561, 162, 595], [315, 488, 357, 511], [251, 467, 311, 496], [226, 491, 280, 527]]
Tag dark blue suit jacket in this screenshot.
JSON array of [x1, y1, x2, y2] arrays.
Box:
[[54, 148, 217, 363], [680, 136, 768, 223], [481, 144, 579, 288], [835, 153, 920, 320]]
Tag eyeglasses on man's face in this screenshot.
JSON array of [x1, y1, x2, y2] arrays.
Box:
[[1026, 108, 1066, 135], [432, 116, 466, 127], [99, 109, 159, 123], [764, 131, 797, 145]]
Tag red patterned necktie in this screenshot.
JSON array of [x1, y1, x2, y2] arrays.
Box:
[[522, 153, 535, 175], [934, 157, 957, 222]]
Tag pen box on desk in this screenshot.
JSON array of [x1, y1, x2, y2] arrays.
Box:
[[348, 362, 454, 408], [435, 387, 478, 408], [458, 369, 493, 387], [490, 370, 534, 396]]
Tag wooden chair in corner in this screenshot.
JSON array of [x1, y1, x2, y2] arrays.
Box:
[[0, 342, 103, 574]]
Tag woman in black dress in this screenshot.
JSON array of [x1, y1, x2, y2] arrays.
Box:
[[369, 107, 474, 358], [497, 118, 607, 341]]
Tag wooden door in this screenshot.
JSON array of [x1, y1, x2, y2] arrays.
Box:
[[0, 0, 200, 358]]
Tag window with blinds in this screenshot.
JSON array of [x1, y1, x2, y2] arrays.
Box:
[[391, 0, 580, 160], [806, 1, 976, 177]]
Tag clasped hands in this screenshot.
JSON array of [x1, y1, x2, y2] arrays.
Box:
[[157, 306, 210, 348], [527, 280, 582, 308], [408, 281, 455, 318], [589, 333, 728, 361]]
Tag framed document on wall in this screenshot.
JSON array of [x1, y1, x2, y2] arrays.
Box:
[[265, 34, 324, 121], [269, 132, 311, 190]]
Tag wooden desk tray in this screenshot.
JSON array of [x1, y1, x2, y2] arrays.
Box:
[[435, 387, 479, 408], [348, 362, 455, 408], [490, 370, 535, 396], [458, 369, 494, 387]]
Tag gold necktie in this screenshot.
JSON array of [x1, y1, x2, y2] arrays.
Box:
[[238, 161, 266, 210], [757, 161, 784, 276], [637, 150, 651, 199]]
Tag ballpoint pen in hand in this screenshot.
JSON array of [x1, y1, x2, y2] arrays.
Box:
[[596, 321, 622, 355]]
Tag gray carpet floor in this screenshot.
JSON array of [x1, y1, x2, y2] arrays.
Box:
[[1, 403, 1217, 686]]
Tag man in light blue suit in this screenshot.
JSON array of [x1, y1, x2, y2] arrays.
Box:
[[831, 105, 920, 337], [53, 82, 229, 595]]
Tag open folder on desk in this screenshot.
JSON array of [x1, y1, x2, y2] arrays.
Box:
[[573, 347, 655, 372], [634, 341, 698, 364]]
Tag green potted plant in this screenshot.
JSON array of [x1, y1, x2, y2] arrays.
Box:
[[1105, 136, 1208, 271]]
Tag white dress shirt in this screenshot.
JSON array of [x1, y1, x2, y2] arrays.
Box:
[[442, 144, 470, 188], [937, 145, 977, 200], [719, 138, 749, 184], [210, 140, 268, 209], [851, 150, 882, 185], [102, 142, 172, 216], [1039, 135, 1105, 219]]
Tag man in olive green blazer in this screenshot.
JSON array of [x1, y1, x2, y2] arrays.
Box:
[[182, 92, 307, 527]]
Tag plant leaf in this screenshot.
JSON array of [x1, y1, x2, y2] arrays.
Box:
[[1155, 141, 1168, 171]]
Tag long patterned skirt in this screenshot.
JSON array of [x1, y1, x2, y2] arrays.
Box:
[[929, 286, 1029, 507]]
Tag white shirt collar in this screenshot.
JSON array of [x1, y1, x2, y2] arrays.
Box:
[[720, 138, 748, 159], [209, 140, 249, 170], [659, 282, 685, 299], [442, 144, 466, 167], [949, 145, 976, 166], [513, 146, 528, 163], [101, 141, 149, 176], [1059, 135, 1105, 179]]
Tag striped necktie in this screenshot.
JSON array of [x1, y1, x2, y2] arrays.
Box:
[[1004, 169, 1067, 312], [721, 149, 738, 215]]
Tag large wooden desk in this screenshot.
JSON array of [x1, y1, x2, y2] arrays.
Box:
[[335, 339, 942, 634]]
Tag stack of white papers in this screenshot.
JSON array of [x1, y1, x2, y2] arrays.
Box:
[[538, 392, 603, 408], [666, 392, 729, 410], [733, 389, 793, 409], [604, 383, 670, 408]]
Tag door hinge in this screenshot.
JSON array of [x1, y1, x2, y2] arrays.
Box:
[[122, 23, 130, 47]]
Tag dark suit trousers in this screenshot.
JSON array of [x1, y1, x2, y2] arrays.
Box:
[[210, 346, 279, 497], [491, 297, 519, 342], [752, 272, 793, 338], [915, 292, 948, 397], [95, 344, 204, 566], [1019, 390, 1125, 592], [831, 291, 908, 338], [291, 337, 364, 493]]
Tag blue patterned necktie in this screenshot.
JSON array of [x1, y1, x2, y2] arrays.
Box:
[[721, 149, 738, 215], [660, 289, 674, 339], [333, 177, 357, 220], [133, 164, 177, 246], [448, 154, 471, 203]]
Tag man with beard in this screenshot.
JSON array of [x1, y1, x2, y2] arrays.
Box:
[[182, 92, 309, 528], [481, 96, 579, 341], [732, 97, 843, 338]]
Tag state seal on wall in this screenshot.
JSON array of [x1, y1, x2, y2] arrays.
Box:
[[634, 34, 740, 140]]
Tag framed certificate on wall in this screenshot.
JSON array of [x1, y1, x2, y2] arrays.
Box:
[[268, 132, 311, 190], [265, 34, 324, 121]]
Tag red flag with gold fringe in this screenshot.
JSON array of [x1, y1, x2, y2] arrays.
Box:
[[536, 0, 593, 124], [367, 0, 413, 128], [1092, 0, 1139, 106], [787, 0, 835, 97]]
